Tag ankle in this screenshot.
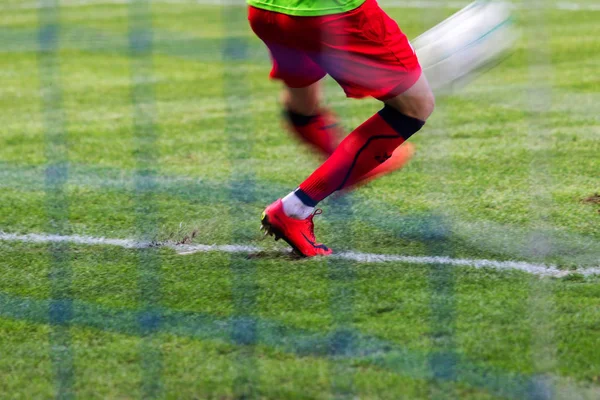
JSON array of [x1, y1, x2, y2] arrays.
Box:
[[282, 190, 315, 220]]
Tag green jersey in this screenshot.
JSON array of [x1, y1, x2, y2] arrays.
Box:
[[247, 0, 366, 17]]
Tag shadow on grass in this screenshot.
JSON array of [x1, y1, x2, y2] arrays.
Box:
[[245, 249, 301, 261], [0, 291, 550, 400]]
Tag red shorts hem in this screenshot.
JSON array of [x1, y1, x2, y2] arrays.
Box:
[[269, 67, 326, 89]]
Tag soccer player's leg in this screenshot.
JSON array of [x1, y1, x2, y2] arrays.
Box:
[[282, 82, 343, 157], [341, 74, 435, 189], [260, 83, 336, 258], [292, 73, 434, 204], [258, 67, 337, 256]]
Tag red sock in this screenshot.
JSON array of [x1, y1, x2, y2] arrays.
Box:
[[285, 108, 342, 156], [296, 106, 425, 205], [342, 142, 415, 190]]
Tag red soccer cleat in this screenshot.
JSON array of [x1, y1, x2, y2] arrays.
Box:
[[261, 199, 332, 257]]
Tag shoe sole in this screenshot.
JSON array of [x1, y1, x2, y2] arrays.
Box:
[[261, 212, 305, 257]]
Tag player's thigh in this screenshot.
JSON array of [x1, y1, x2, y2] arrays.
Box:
[[248, 6, 326, 89], [266, 42, 327, 89], [315, 0, 422, 102]]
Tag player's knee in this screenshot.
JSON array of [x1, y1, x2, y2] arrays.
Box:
[[419, 90, 436, 121], [386, 93, 435, 122], [384, 83, 435, 122], [410, 85, 435, 121]]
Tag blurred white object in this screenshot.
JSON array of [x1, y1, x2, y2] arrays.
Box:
[[413, 0, 518, 93]]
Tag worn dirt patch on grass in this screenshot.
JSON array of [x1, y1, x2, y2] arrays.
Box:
[[582, 194, 600, 204]]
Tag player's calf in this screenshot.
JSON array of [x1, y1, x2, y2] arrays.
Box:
[[281, 83, 342, 156], [284, 108, 342, 156]]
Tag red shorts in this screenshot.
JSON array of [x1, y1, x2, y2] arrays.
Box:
[[248, 0, 422, 100]]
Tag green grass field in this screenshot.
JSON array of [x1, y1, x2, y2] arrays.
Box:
[[0, 0, 599, 398]]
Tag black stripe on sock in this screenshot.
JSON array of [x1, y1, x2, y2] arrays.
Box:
[[294, 188, 318, 207], [335, 135, 400, 192], [284, 109, 318, 127], [377, 105, 425, 141]]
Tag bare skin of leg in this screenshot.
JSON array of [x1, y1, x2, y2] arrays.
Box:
[[281, 81, 322, 116], [384, 73, 435, 121]]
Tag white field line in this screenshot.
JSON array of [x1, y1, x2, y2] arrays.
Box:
[[1, 231, 599, 278], [5, 0, 600, 11]]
